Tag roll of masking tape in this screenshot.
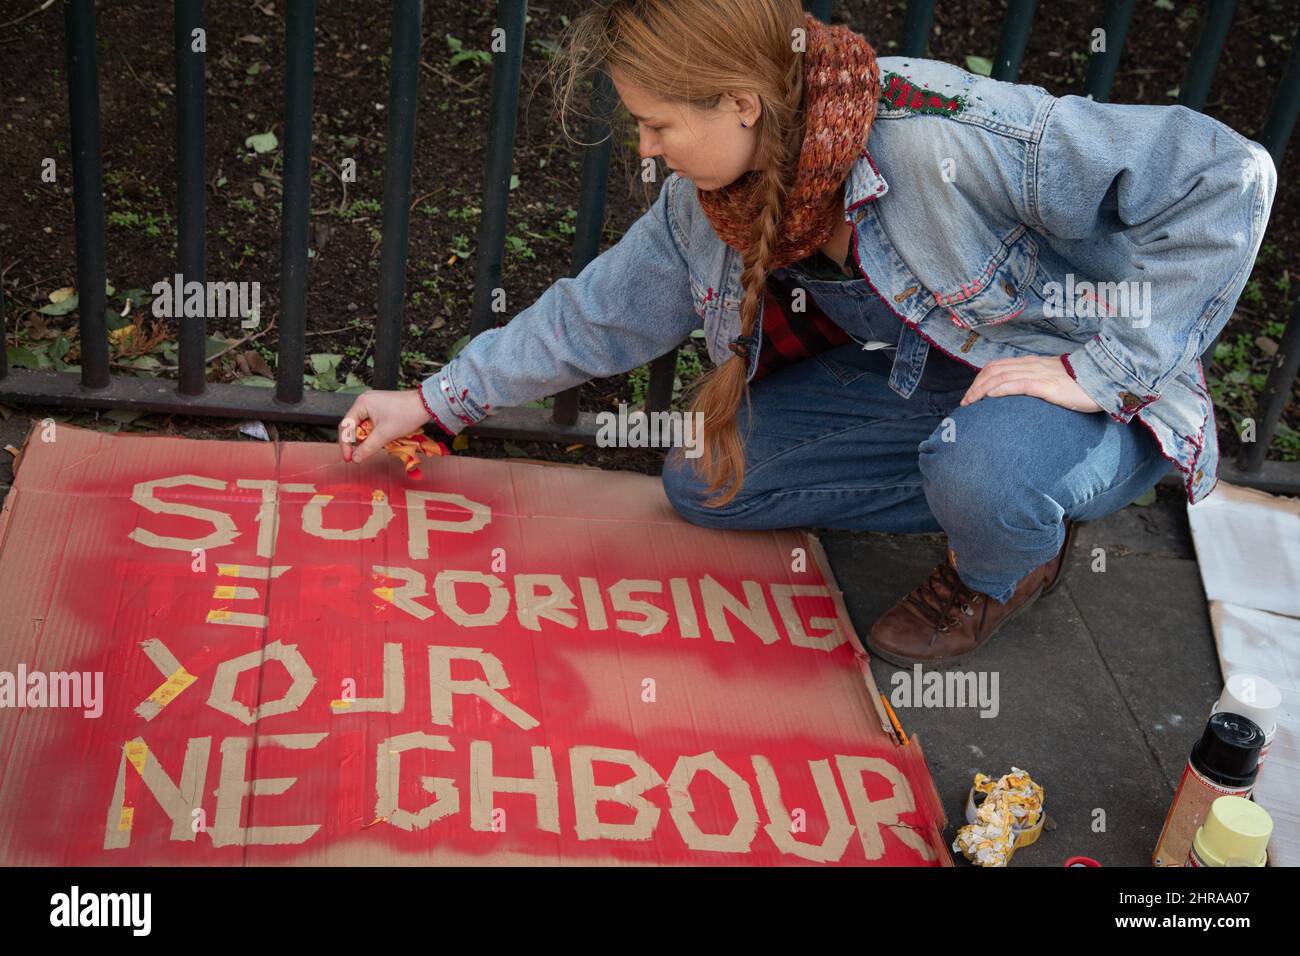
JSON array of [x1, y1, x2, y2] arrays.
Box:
[[964, 786, 1044, 849]]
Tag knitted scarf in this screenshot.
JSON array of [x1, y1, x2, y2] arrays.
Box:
[[696, 14, 880, 272]]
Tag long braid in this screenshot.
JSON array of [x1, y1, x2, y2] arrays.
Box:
[[689, 53, 806, 507], [546, 1, 879, 507]]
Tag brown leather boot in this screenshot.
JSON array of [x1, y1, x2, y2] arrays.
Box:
[[867, 519, 1081, 667]]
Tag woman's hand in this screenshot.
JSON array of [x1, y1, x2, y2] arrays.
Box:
[[338, 389, 432, 464], [959, 355, 1104, 413]]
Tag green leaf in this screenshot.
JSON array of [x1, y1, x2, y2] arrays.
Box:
[[689, 328, 706, 340], [1132, 486, 1158, 507], [26, 343, 54, 369], [238, 375, 276, 387], [50, 335, 71, 361], [447, 334, 471, 361], [103, 408, 144, 424], [310, 353, 343, 375], [128, 355, 163, 371], [6, 346, 43, 369], [965, 55, 993, 77], [38, 294, 79, 316], [245, 131, 278, 154], [205, 335, 230, 359], [106, 308, 130, 330], [509, 174, 520, 191]]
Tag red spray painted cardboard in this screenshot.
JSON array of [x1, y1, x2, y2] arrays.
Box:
[[0, 423, 950, 865]]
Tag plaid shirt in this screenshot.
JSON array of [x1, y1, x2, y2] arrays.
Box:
[[752, 263, 854, 383], [753, 252, 980, 392]]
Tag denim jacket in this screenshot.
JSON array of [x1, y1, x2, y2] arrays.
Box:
[[421, 57, 1277, 504]]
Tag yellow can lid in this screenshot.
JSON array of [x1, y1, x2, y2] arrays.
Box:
[[1192, 796, 1272, 867]]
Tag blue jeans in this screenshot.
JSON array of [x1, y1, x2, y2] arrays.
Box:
[[662, 342, 1174, 603]]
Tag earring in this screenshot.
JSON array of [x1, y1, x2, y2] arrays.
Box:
[[741, 120, 748, 128]]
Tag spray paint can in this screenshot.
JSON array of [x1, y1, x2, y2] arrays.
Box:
[[1210, 673, 1280, 768], [1186, 795, 1272, 867], [1152, 711, 1264, 867]]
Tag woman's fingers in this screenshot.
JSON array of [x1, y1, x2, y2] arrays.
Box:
[[959, 358, 1103, 413], [352, 422, 389, 465], [959, 355, 1104, 412], [339, 396, 371, 462], [984, 375, 1050, 402], [961, 359, 1030, 405], [340, 390, 446, 467]]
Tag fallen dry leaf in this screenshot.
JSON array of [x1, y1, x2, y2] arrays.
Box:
[[244, 350, 274, 378]]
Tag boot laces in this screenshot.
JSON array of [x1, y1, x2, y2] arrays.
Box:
[[905, 557, 982, 638]]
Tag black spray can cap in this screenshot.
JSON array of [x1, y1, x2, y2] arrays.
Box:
[[1192, 711, 1264, 788]]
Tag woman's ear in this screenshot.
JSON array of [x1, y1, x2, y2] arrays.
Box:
[[729, 90, 763, 127]]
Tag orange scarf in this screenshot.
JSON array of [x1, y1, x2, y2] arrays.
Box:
[[696, 13, 879, 272]]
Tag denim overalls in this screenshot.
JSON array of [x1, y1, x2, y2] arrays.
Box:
[[771, 252, 978, 395]]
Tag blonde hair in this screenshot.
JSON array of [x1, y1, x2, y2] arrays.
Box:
[[547, 0, 809, 507]]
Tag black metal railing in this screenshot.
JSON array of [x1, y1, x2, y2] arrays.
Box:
[[1, 0, 1297, 492]]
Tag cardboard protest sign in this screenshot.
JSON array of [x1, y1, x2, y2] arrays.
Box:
[[0, 423, 949, 865]]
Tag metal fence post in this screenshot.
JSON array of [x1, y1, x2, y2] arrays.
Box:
[[1, 258, 7, 382], [899, 0, 937, 58], [991, 0, 1038, 82], [803, 0, 832, 22], [1083, 0, 1135, 103], [175, 0, 207, 396], [64, 0, 109, 390], [276, 0, 316, 406], [1240, 23, 1300, 473], [551, 66, 616, 428], [374, 0, 424, 390], [470, 0, 527, 340], [1179, 0, 1238, 112]]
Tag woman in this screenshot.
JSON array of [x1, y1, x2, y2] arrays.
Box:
[[339, 0, 1275, 665]]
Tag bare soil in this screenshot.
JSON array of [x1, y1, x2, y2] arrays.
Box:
[[0, 0, 1295, 475]]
